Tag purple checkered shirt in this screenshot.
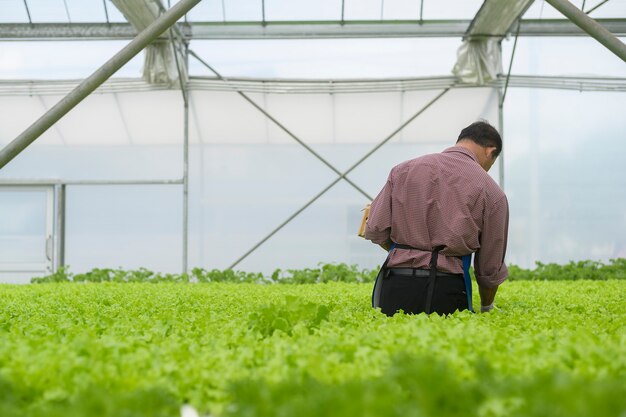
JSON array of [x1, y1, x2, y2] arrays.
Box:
[[365, 146, 509, 289]]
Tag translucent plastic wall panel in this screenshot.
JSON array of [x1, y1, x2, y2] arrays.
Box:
[[38, 93, 130, 145], [23, 0, 68, 23], [185, 0, 225, 21], [195, 0, 262, 21], [0, 0, 29, 22], [64, 0, 108, 22], [112, 91, 185, 145], [0, 189, 48, 263], [523, 0, 576, 19], [347, 87, 501, 199], [0, 41, 144, 79], [263, 93, 334, 145], [189, 38, 461, 78], [190, 91, 276, 144], [0, 145, 183, 181], [187, 143, 338, 271], [0, 186, 53, 283], [523, 0, 626, 18], [504, 89, 626, 268], [266, 0, 340, 21], [0, 95, 65, 145], [266, 89, 498, 171], [333, 92, 404, 145], [189, 88, 499, 168], [65, 185, 182, 272], [188, 142, 502, 274], [188, 87, 500, 273], [229, 181, 384, 273], [502, 36, 626, 77], [420, 0, 484, 19], [343, 0, 483, 20], [584, 1, 626, 18], [0, 91, 183, 180]]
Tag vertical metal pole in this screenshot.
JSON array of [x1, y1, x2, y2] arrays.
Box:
[[183, 90, 189, 274], [183, 42, 190, 273], [498, 89, 505, 191], [55, 184, 66, 270], [262, 0, 266, 26], [545, 0, 626, 62], [170, 28, 190, 274], [0, 0, 202, 170], [341, 0, 345, 24]]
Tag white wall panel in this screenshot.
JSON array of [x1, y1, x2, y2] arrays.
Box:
[[0, 96, 64, 145], [190, 91, 270, 144]]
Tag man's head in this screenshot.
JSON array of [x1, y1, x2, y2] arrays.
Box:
[[456, 120, 502, 172]]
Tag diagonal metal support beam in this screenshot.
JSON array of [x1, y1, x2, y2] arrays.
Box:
[[545, 0, 626, 62], [189, 49, 373, 201], [228, 87, 452, 269], [0, 0, 202, 169], [501, 19, 522, 106]]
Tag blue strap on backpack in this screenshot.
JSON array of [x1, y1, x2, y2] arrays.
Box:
[[461, 254, 474, 312]]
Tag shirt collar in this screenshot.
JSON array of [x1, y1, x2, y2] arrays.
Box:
[[442, 146, 479, 164]]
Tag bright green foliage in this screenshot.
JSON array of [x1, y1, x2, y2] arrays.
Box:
[[29, 258, 626, 284], [507, 258, 626, 281], [0, 280, 625, 417], [248, 295, 331, 337]]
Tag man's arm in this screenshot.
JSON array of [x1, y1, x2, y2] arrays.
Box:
[[479, 286, 498, 310], [475, 196, 509, 311]]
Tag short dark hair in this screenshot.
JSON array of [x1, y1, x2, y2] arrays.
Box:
[[456, 120, 502, 156]]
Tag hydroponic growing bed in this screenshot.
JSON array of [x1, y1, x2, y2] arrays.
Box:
[[1, 266, 625, 417]]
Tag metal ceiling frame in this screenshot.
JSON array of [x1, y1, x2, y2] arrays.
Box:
[[0, 0, 201, 170], [1, 19, 626, 40], [2, 75, 624, 96]]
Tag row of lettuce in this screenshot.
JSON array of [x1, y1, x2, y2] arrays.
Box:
[[2, 281, 625, 417], [30, 258, 626, 284]]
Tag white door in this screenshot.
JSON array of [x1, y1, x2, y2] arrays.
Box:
[[0, 186, 54, 284]]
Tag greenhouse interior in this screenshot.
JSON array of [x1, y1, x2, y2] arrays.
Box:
[[1, 2, 626, 417], [0, 0, 625, 284]]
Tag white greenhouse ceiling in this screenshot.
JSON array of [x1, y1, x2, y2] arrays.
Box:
[[1, 0, 625, 39]]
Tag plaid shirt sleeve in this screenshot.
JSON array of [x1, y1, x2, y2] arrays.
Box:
[[364, 170, 394, 247], [474, 195, 510, 288]]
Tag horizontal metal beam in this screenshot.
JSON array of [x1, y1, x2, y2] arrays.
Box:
[[1, 19, 626, 40], [1, 75, 625, 96], [189, 20, 471, 39], [0, 179, 184, 185]]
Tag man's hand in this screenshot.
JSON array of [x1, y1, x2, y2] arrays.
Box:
[[480, 303, 494, 313], [479, 285, 498, 311]]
